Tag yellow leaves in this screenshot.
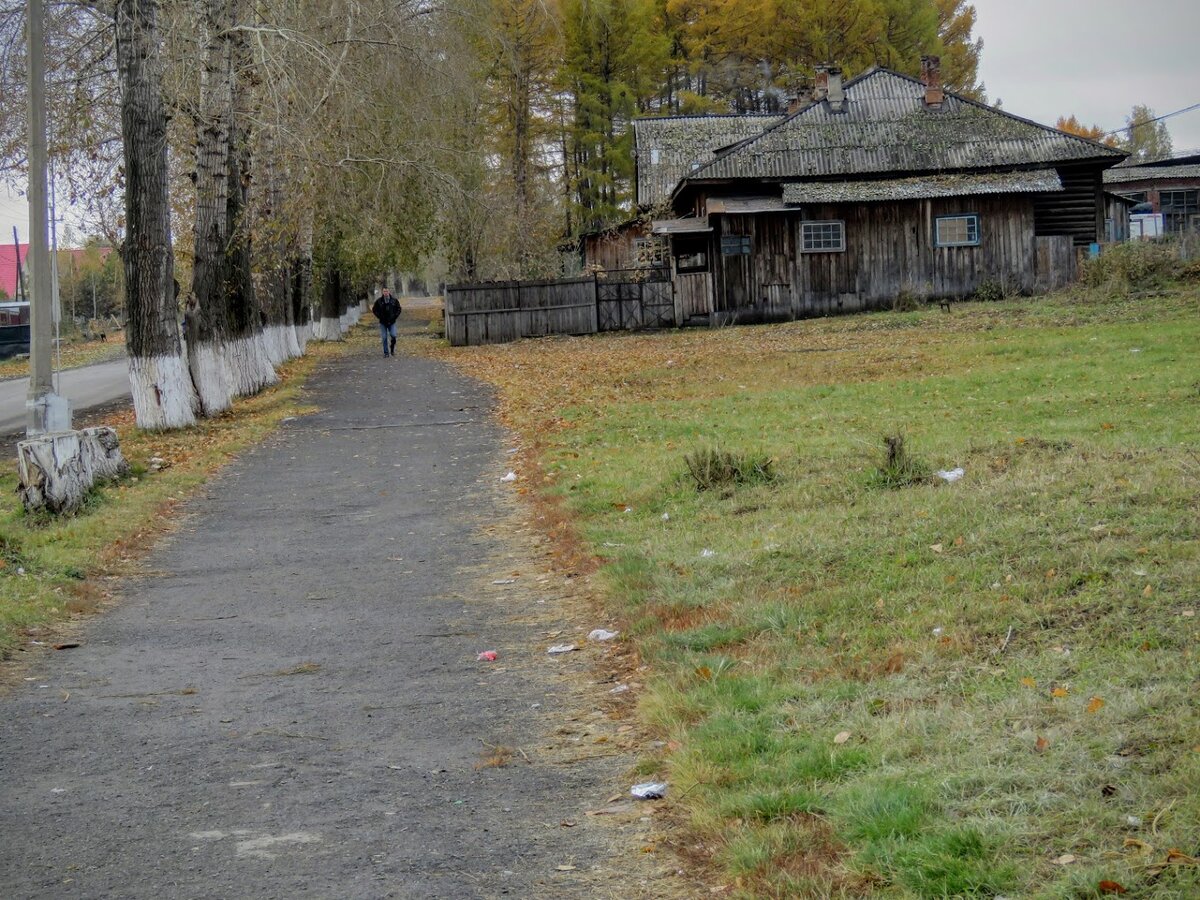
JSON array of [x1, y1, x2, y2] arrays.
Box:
[[694, 665, 712, 681], [1142, 584, 1153, 597], [1097, 880, 1127, 894], [1051, 686, 1070, 698], [833, 730, 851, 745], [1019, 676, 1036, 688], [1087, 696, 1105, 714]]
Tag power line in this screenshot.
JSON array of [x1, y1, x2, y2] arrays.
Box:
[[1101, 101, 1200, 138]]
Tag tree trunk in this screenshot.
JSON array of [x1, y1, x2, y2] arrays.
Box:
[[312, 264, 343, 341], [115, 0, 197, 429], [292, 207, 314, 351], [186, 0, 235, 416], [222, 16, 277, 396]]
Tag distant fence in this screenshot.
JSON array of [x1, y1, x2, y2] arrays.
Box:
[[444, 269, 675, 347]]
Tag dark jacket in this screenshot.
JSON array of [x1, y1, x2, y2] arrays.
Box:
[[373, 294, 401, 326]]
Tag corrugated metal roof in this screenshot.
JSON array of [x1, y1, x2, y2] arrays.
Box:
[[1104, 164, 1200, 184], [633, 116, 783, 206], [689, 69, 1124, 185], [651, 217, 711, 235], [781, 169, 1063, 204]]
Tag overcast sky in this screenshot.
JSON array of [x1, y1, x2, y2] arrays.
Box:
[[3, 1, 1199, 242]]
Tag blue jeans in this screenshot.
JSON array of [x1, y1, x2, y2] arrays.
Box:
[[379, 322, 397, 355]]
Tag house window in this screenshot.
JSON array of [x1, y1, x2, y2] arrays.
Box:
[[935, 214, 981, 247], [801, 221, 845, 253], [1160, 189, 1199, 234], [673, 236, 709, 273]]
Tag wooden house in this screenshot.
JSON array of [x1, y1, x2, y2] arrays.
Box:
[[1104, 153, 1200, 235], [638, 59, 1127, 324]]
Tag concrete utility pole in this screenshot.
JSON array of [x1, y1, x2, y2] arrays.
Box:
[[25, 0, 69, 435]]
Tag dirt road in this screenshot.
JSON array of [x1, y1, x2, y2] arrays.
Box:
[[0, 321, 680, 898]]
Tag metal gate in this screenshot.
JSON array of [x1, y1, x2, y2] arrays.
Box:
[[596, 268, 675, 331]]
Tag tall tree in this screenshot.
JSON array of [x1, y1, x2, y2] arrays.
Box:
[[115, 0, 199, 429], [1056, 114, 1119, 147], [1121, 105, 1173, 163]]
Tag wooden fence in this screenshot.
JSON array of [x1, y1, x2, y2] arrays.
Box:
[[444, 270, 675, 346]]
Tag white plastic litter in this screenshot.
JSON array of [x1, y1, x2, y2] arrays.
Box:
[[936, 467, 965, 483], [610, 684, 630, 694], [661, 512, 670, 521], [492, 579, 516, 585], [631, 782, 668, 800], [588, 629, 619, 642], [932, 627, 944, 637], [547, 644, 578, 655], [700, 549, 716, 558], [501, 472, 518, 482]]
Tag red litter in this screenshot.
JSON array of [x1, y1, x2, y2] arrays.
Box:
[[477, 650, 498, 662]]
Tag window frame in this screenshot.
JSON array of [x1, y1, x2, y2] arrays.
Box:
[[800, 220, 846, 254], [934, 213, 981, 248]]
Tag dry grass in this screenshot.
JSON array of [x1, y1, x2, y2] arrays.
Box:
[[0, 332, 125, 380], [407, 283, 1200, 898]]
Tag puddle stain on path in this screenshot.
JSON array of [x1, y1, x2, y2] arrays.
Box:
[[0, 327, 686, 899]]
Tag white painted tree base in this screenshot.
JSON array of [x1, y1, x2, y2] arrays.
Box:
[[17, 427, 129, 514], [188, 341, 234, 417], [129, 354, 198, 429], [226, 333, 279, 397], [312, 317, 343, 341]]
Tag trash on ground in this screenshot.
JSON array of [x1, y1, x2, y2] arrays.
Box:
[[610, 684, 630, 694], [936, 467, 965, 482], [932, 627, 944, 636], [492, 579, 516, 585], [700, 549, 715, 558], [588, 629, 619, 642], [547, 644, 578, 654], [661, 512, 670, 521], [477, 650, 498, 662], [631, 782, 668, 800], [501, 472, 518, 482]]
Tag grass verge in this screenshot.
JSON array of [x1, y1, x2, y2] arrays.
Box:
[[0, 335, 351, 662], [413, 282, 1200, 898], [0, 333, 126, 380]]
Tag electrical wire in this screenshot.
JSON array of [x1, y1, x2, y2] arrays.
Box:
[[1102, 101, 1200, 139]]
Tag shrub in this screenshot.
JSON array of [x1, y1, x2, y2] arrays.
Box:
[[1081, 240, 1180, 292], [973, 279, 1008, 302], [892, 291, 920, 312], [684, 447, 775, 491], [868, 432, 931, 489]]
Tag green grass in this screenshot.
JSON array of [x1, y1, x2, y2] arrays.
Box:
[[428, 282, 1200, 897]]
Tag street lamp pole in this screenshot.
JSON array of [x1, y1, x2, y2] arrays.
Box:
[[25, 0, 69, 435]]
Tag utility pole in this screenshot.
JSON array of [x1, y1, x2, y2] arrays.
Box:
[[25, 0, 69, 435]]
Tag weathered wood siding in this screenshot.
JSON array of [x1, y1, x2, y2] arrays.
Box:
[[582, 222, 648, 271], [444, 278, 597, 347], [674, 272, 712, 320], [709, 194, 1049, 321], [1033, 236, 1077, 293], [1033, 162, 1105, 247]]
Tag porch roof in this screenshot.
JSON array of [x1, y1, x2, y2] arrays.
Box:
[[651, 217, 712, 235], [781, 168, 1063, 204]]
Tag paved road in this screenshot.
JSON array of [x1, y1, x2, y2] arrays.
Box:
[[0, 357, 130, 436], [0, 328, 666, 898]]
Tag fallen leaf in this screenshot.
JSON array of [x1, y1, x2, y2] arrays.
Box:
[[1035, 735, 1050, 753], [1183, 610, 1195, 618], [1143, 584, 1153, 597], [1098, 880, 1127, 894], [1053, 853, 1077, 865], [1046, 568, 1057, 579], [833, 731, 851, 745], [52, 642, 81, 651], [1087, 696, 1105, 714], [1123, 838, 1154, 853], [954, 535, 965, 547], [1020, 677, 1037, 688], [556, 864, 577, 872], [1051, 686, 1069, 698], [695, 665, 713, 681], [1166, 849, 1199, 866], [929, 543, 944, 554]]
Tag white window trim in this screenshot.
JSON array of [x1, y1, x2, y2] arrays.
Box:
[[800, 220, 846, 253], [935, 214, 981, 248]]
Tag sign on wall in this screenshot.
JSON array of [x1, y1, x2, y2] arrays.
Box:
[[721, 235, 751, 256]]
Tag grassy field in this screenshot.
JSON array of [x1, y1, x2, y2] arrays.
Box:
[[420, 283, 1200, 898], [0, 332, 126, 380], [0, 335, 352, 661]]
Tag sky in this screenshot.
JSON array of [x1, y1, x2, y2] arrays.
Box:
[[2, 1, 1199, 242]]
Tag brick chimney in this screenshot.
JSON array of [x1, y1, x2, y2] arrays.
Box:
[[813, 66, 829, 102], [921, 55, 944, 109], [787, 82, 813, 115]]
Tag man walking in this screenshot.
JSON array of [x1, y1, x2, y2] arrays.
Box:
[[372, 287, 402, 357]]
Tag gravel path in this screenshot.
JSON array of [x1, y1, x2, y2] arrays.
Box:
[[0, 320, 679, 899]]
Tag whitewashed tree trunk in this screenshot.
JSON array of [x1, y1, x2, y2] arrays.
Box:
[[116, 0, 198, 429], [18, 427, 129, 514], [186, 342, 234, 416]]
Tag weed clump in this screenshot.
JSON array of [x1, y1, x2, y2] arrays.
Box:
[[892, 291, 920, 312], [1082, 241, 1180, 293], [869, 433, 931, 489], [685, 447, 775, 491]]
